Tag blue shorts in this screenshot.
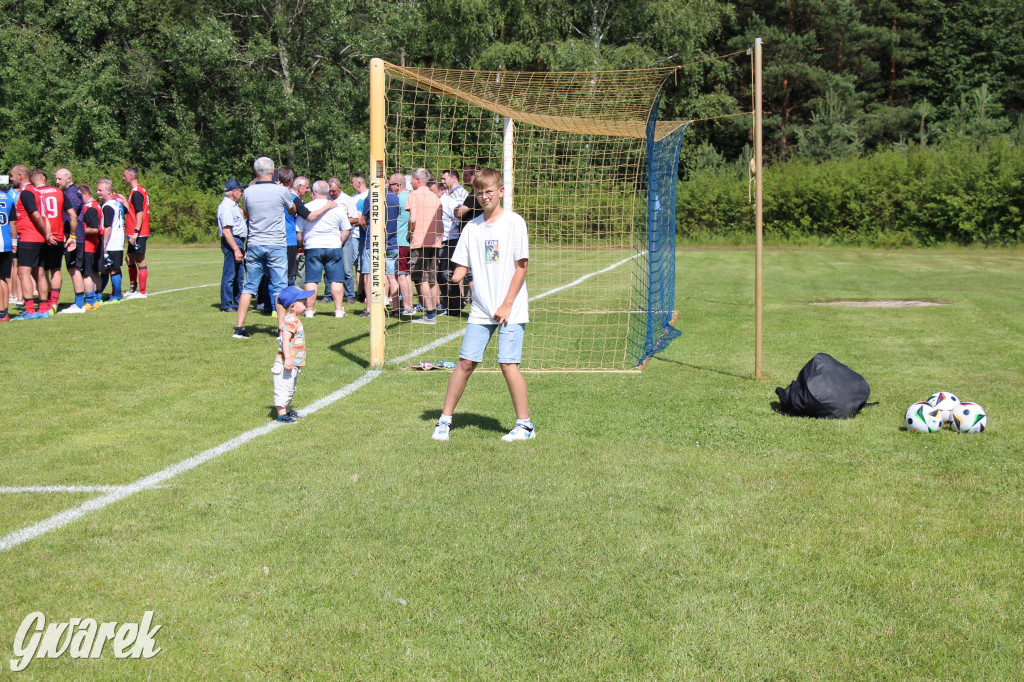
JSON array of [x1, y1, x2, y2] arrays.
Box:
[[242, 244, 287, 301], [360, 247, 399, 275], [305, 247, 344, 284], [459, 322, 526, 364]]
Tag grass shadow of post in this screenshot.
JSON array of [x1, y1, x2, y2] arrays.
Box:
[[329, 330, 372, 368]]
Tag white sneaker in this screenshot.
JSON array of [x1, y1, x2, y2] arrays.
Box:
[[432, 421, 451, 441], [58, 304, 87, 314], [304, 309, 315, 318], [412, 316, 437, 325], [501, 423, 536, 441], [122, 291, 138, 300], [335, 309, 346, 318], [134, 293, 147, 299]]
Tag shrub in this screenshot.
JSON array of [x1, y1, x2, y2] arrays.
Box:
[[676, 140, 1024, 246]]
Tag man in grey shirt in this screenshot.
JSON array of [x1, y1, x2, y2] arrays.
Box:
[[233, 156, 295, 339]]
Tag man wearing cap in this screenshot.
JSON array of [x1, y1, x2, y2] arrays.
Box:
[[218, 177, 246, 312]]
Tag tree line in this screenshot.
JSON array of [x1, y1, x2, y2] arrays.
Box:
[[2, 0, 1021, 195]]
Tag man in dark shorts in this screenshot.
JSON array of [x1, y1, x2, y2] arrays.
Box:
[[57, 169, 86, 313], [122, 166, 150, 298], [30, 169, 70, 315], [453, 164, 482, 308], [97, 178, 126, 303], [77, 184, 103, 310], [11, 166, 54, 319], [0, 174, 14, 321]]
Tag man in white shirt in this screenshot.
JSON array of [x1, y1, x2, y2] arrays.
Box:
[[298, 180, 351, 318], [439, 168, 468, 312], [217, 177, 246, 311]]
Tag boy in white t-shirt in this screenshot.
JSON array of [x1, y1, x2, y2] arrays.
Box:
[[432, 168, 535, 442]]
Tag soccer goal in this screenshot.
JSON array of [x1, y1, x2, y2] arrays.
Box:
[[366, 58, 688, 371]]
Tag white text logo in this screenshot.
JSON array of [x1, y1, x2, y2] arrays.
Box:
[[10, 611, 161, 672]]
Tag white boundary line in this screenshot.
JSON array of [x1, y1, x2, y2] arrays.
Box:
[[0, 254, 641, 552], [0, 485, 167, 494], [148, 283, 219, 296]]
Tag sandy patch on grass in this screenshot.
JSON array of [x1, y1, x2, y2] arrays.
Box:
[[811, 300, 950, 307]]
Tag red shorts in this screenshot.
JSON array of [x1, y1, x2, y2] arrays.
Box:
[[398, 246, 410, 275]]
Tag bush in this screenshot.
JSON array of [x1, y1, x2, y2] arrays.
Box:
[[676, 140, 1024, 246]]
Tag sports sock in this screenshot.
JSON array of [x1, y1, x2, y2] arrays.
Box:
[[39, 299, 51, 313], [439, 414, 453, 424], [100, 274, 109, 294], [49, 288, 60, 306], [25, 299, 36, 314], [516, 418, 533, 428], [75, 293, 85, 307], [129, 265, 138, 289], [0, 308, 7, 318], [111, 273, 122, 298], [139, 266, 148, 293]]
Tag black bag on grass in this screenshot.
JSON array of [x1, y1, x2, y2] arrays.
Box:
[[775, 353, 870, 419]]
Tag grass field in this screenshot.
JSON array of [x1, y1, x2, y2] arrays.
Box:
[[1, 245, 1022, 678]]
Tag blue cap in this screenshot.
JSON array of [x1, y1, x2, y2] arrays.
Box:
[[277, 286, 316, 309]]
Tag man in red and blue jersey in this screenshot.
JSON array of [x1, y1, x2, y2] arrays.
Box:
[[122, 166, 150, 298], [0, 174, 15, 321]]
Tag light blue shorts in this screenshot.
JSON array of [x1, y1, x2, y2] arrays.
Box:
[[459, 322, 526, 364], [360, 247, 399, 275]]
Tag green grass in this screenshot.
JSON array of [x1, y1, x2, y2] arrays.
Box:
[[1, 245, 1022, 678]]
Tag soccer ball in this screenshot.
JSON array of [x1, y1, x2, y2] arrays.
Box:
[[950, 402, 987, 434], [905, 401, 942, 433], [926, 391, 961, 423]]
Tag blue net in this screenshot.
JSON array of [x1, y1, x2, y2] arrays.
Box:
[[630, 92, 687, 367]]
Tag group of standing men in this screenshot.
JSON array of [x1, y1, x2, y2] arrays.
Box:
[[219, 157, 484, 338], [0, 166, 152, 321]]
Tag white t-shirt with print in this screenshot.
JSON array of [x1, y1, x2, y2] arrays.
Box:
[[452, 210, 529, 325]]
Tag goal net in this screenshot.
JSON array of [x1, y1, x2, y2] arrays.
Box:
[[371, 62, 687, 371]]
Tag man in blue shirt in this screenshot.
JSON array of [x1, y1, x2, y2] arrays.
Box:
[[277, 168, 335, 287], [358, 186, 400, 317], [0, 176, 15, 321], [56, 168, 86, 313]]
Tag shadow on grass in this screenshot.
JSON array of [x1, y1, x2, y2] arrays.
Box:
[[419, 410, 505, 434], [677, 296, 748, 307], [329, 330, 371, 368], [651, 355, 751, 380], [248, 324, 282, 339]]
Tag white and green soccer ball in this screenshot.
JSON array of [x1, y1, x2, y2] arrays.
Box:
[[926, 391, 961, 423], [905, 401, 942, 433], [950, 402, 987, 434]]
